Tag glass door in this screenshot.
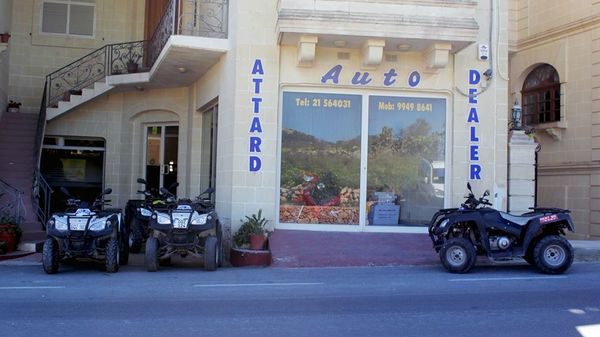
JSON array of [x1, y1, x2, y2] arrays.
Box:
[[200, 104, 218, 202], [145, 125, 179, 196]]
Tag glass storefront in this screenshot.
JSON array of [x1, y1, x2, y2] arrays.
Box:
[[279, 90, 446, 228]]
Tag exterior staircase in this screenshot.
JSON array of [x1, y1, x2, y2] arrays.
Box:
[[46, 81, 113, 120], [0, 111, 45, 242]]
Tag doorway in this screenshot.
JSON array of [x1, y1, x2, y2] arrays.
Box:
[[145, 125, 179, 196], [199, 103, 218, 202]]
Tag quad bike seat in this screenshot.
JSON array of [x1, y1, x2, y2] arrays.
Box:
[[499, 212, 539, 226]]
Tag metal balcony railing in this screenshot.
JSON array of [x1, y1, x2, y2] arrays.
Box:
[[45, 0, 228, 108]]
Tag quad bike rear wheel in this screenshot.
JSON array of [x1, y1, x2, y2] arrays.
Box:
[[533, 235, 573, 274], [439, 237, 477, 273], [128, 219, 144, 254]]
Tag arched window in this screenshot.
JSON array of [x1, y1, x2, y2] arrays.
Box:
[[522, 64, 561, 125]]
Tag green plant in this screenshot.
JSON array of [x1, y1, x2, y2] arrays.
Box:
[[0, 223, 22, 242], [6, 100, 21, 111], [233, 209, 269, 248]]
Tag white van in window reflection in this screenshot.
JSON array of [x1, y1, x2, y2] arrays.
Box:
[[431, 161, 445, 198]]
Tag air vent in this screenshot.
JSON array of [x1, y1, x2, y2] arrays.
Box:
[[385, 54, 398, 62], [337, 52, 350, 60]]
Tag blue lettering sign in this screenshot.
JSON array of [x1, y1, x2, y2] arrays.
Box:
[[470, 164, 482, 180], [252, 78, 263, 94], [321, 65, 342, 84], [467, 107, 479, 123], [468, 88, 478, 104], [249, 117, 262, 133], [249, 156, 262, 172], [469, 69, 480, 85], [251, 59, 264, 75], [470, 145, 479, 160], [470, 126, 479, 141], [408, 71, 421, 87], [351, 72, 372, 85], [250, 137, 262, 152], [383, 68, 398, 86], [252, 97, 262, 113]]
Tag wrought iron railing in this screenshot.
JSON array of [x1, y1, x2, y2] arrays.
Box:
[[32, 167, 52, 227], [0, 179, 25, 226], [33, 81, 52, 227], [45, 0, 228, 108]]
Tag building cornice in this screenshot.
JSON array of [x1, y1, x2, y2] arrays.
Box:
[[538, 161, 600, 175], [513, 14, 600, 52]]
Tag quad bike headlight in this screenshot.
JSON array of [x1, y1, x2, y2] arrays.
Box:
[[190, 213, 208, 225], [139, 208, 152, 217], [88, 219, 106, 231], [156, 213, 171, 225], [50, 217, 68, 231], [437, 219, 450, 231]]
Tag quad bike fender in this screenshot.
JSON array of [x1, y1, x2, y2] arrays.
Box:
[[522, 213, 575, 250]]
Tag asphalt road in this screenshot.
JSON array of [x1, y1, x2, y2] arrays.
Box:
[[1, 259, 599, 337]]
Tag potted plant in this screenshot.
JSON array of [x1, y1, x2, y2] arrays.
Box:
[[0, 218, 22, 253], [6, 100, 21, 113], [0, 33, 10, 43], [126, 51, 141, 73], [234, 209, 269, 250], [230, 209, 272, 267]]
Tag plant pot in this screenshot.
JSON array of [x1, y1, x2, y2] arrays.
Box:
[[249, 234, 267, 250], [230, 247, 271, 267], [127, 62, 138, 73], [0, 232, 17, 252], [7, 107, 19, 113], [0, 33, 10, 43]]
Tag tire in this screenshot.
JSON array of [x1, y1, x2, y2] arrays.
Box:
[[128, 219, 144, 254], [105, 237, 119, 273], [439, 237, 477, 273], [119, 228, 129, 266], [145, 237, 159, 272], [42, 238, 59, 274], [203, 236, 218, 271], [533, 235, 574, 274]]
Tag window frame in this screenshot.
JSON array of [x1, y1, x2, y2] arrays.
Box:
[[40, 0, 97, 38], [521, 64, 561, 126]]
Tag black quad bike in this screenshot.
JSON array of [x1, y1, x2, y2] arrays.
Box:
[[125, 178, 177, 253], [429, 183, 575, 274], [43, 187, 128, 274], [145, 187, 223, 272]]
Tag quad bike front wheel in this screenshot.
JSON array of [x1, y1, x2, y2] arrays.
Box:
[[439, 237, 477, 274], [533, 235, 573, 274], [105, 237, 120, 273], [203, 236, 219, 271], [42, 238, 59, 274], [145, 237, 159, 272]]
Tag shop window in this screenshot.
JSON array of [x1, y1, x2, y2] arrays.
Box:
[[42, 0, 96, 37], [279, 92, 447, 227], [522, 64, 561, 126], [280, 92, 362, 225], [366, 96, 446, 226]]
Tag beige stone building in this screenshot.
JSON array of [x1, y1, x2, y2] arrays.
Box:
[[509, 0, 600, 239], [1, 0, 595, 252]]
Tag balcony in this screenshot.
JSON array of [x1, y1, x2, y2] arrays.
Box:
[[277, 0, 479, 65], [46, 0, 229, 117]]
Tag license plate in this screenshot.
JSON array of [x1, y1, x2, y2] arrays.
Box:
[[70, 219, 87, 231], [172, 213, 189, 229]]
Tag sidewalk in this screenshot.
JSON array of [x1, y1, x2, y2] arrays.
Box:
[[2, 235, 600, 267]]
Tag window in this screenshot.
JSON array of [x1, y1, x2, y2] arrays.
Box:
[[522, 64, 561, 125], [279, 91, 447, 227], [42, 0, 96, 37]]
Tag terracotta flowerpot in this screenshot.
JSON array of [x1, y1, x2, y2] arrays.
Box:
[[230, 247, 271, 267], [249, 234, 266, 250], [0, 34, 10, 43], [0, 232, 17, 252]]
